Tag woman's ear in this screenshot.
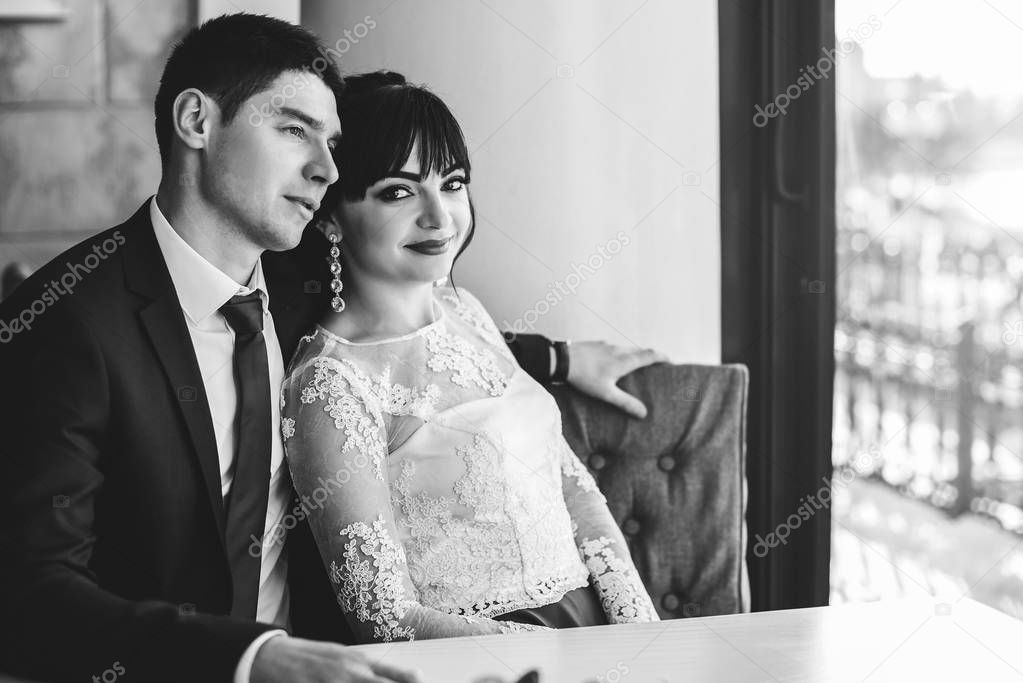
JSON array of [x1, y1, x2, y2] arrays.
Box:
[[171, 88, 215, 152], [316, 213, 343, 241]]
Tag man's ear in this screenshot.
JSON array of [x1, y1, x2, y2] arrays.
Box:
[[171, 88, 215, 152]]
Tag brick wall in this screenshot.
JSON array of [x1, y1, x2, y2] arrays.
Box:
[[0, 0, 192, 277]]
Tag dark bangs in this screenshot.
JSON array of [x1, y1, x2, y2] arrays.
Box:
[[326, 74, 472, 207], [315, 71, 477, 289]]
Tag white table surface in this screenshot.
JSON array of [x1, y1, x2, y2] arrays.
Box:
[[347, 598, 1023, 683]]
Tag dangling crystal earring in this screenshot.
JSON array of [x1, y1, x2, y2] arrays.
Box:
[[328, 233, 345, 313]]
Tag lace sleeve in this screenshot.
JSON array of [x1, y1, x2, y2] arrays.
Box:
[[282, 356, 550, 642], [559, 444, 660, 624]]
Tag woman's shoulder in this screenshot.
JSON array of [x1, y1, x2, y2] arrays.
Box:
[[283, 330, 375, 396], [434, 285, 508, 346], [434, 284, 491, 326], [434, 282, 481, 308]]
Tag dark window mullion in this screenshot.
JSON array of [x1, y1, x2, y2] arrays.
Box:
[[719, 0, 837, 611]]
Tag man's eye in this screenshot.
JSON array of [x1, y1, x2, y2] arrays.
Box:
[[284, 126, 306, 139]]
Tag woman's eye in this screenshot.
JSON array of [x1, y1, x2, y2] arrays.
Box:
[[283, 125, 306, 140], [379, 186, 413, 201], [444, 177, 467, 192]]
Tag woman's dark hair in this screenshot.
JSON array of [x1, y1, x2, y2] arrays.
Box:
[[154, 13, 343, 167], [319, 71, 476, 270]]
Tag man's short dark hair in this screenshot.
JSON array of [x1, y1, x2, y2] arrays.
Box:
[[154, 13, 344, 167]]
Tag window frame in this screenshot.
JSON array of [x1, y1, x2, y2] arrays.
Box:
[[719, 0, 837, 611]]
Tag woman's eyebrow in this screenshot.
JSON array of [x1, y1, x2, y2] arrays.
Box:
[[387, 171, 421, 182], [383, 167, 466, 183]]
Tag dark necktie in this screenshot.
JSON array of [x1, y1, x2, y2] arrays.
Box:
[[219, 292, 272, 619]]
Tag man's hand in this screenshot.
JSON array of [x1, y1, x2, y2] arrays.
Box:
[[251, 635, 423, 683], [566, 341, 669, 419]]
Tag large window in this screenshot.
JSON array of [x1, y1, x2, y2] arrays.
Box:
[[833, 0, 1023, 617]]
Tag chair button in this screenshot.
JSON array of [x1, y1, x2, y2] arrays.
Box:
[[588, 454, 607, 471], [622, 518, 640, 535], [658, 455, 677, 472], [662, 593, 680, 612]]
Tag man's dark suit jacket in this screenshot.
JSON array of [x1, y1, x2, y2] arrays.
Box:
[[0, 201, 553, 683]]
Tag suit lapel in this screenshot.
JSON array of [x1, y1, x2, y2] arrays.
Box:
[[138, 300, 226, 535], [122, 201, 227, 538], [118, 209, 329, 543]]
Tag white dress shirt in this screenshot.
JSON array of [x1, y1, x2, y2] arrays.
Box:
[[150, 198, 289, 679]]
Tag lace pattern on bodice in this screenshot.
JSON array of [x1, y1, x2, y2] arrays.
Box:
[[390, 431, 589, 618], [423, 326, 509, 397], [282, 286, 658, 642]]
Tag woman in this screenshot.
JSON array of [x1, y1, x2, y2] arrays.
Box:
[[281, 71, 658, 643]]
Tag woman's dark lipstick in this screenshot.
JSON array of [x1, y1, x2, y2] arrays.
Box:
[[405, 237, 452, 255]]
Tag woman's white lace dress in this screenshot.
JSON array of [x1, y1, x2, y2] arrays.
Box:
[[281, 286, 659, 642]]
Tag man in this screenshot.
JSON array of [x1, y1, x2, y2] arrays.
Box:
[[0, 13, 664, 683]]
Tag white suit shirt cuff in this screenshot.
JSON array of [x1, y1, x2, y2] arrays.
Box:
[[234, 629, 288, 683]]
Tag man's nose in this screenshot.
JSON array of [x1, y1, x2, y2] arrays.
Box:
[[306, 143, 339, 186]]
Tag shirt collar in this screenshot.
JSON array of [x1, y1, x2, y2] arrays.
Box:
[[149, 196, 270, 324]]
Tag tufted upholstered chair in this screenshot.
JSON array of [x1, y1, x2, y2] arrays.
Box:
[[0, 362, 752, 683], [550, 362, 751, 619]]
